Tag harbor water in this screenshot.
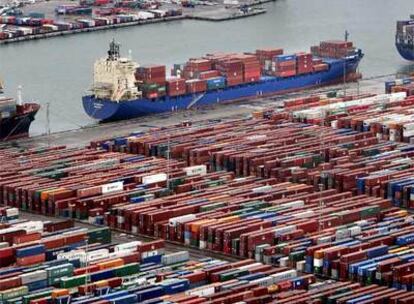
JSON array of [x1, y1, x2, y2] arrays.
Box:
[[0, 0, 413, 135]]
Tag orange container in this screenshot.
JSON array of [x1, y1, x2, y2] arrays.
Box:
[[95, 280, 109, 288], [51, 289, 70, 299], [97, 258, 124, 270]]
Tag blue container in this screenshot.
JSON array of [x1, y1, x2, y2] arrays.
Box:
[[101, 290, 129, 300], [110, 294, 138, 304], [141, 298, 164, 304], [366, 245, 388, 259], [142, 255, 163, 264], [45, 246, 70, 261], [275, 54, 297, 62], [91, 269, 115, 282], [114, 137, 128, 146], [67, 240, 87, 250], [397, 233, 414, 245], [0, 268, 23, 276], [68, 258, 81, 268], [27, 279, 48, 291], [135, 286, 165, 302], [206, 77, 226, 90], [16, 244, 45, 258], [291, 277, 306, 289], [305, 256, 313, 273], [238, 273, 265, 281]]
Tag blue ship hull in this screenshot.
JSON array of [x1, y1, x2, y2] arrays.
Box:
[[396, 42, 414, 61], [83, 54, 362, 121]]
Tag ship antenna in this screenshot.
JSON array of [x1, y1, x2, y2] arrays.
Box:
[[344, 30, 349, 42], [108, 39, 120, 61], [17, 85, 23, 106]]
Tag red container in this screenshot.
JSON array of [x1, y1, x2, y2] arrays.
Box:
[[186, 79, 207, 94], [13, 232, 41, 245], [199, 70, 220, 79], [166, 78, 187, 97], [16, 253, 45, 266]]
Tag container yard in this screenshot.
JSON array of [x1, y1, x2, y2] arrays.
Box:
[[4, 0, 414, 301], [0, 0, 272, 43], [1, 80, 414, 301]]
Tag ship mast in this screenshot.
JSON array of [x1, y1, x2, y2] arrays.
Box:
[[17, 85, 23, 106], [107, 39, 121, 61], [343, 30, 349, 96]]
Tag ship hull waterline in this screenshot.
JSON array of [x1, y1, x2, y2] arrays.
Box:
[[83, 57, 361, 121], [0, 104, 40, 141], [396, 42, 414, 61]]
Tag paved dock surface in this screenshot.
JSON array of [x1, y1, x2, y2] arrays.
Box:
[[13, 75, 389, 149]]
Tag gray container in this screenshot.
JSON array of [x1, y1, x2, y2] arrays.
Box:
[[161, 251, 189, 265], [20, 270, 47, 284]]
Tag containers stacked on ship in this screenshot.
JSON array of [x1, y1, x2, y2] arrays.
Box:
[[296, 52, 314, 75], [135, 65, 166, 99], [271, 54, 297, 78], [216, 59, 244, 87], [83, 40, 363, 120], [255, 47, 284, 72], [166, 77, 186, 97]]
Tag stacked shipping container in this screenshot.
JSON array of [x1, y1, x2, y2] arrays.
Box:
[[135, 65, 166, 99]]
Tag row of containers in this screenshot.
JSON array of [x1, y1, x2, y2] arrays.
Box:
[[0, 130, 413, 297], [134, 40, 351, 99], [2, 208, 406, 304], [0, 9, 182, 41]]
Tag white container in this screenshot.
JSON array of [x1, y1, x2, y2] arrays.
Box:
[[250, 276, 274, 287], [57, 250, 86, 261], [142, 173, 167, 185], [186, 285, 216, 297], [102, 181, 124, 194], [270, 270, 297, 283], [13, 221, 43, 233], [252, 185, 272, 193], [169, 214, 196, 227], [5, 208, 18, 218], [183, 165, 207, 176], [281, 200, 304, 209], [114, 241, 142, 253], [82, 249, 109, 263]]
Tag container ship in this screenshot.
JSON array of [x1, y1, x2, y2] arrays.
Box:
[[396, 16, 414, 60], [0, 83, 40, 140], [83, 39, 363, 121]]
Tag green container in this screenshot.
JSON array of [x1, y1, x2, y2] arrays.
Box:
[[141, 83, 159, 92], [60, 274, 87, 289], [0, 286, 29, 302], [219, 269, 249, 282], [199, 202, 227, 212], [360, 206, 380, 218], [289, 250, 305, 262], [47, 263, 74, 285], [113, 263, 140, 277], [22, 290, 53, 304], [87, 227, 112, 244], [241, 201, 269, 210]]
